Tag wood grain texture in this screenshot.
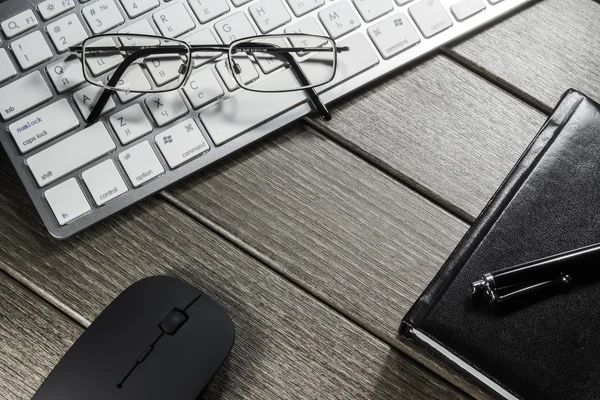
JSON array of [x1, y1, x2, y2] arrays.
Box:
[[0, 271, 82, 400], [0, 154, 466, 400], [167, 127, 468, 344], [311, 55, 546, 218], [450, 0, 600, 109]]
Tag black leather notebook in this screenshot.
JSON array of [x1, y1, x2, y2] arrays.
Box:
[[401, 90, 600, 400]]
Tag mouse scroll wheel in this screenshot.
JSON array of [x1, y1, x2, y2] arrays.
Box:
[[159, 309, 189, 335]]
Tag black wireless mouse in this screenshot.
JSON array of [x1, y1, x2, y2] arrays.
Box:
[[32, 276, 235, 400]]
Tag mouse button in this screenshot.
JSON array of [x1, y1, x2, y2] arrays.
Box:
[[124, 296, 234, 398], [159, 309, 189, 335]]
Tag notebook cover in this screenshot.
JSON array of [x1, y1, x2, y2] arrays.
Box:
[[401, 90, 600, 400]]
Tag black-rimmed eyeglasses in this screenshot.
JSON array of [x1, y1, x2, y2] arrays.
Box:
[[69, 33, 350, 125]]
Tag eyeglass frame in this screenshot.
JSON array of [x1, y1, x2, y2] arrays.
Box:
[[70, 33, 350, 125]]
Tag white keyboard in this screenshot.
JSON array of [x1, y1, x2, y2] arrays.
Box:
[[0, 0, 533, 238]]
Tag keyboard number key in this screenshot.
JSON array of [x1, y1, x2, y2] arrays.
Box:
[[11, 31, 53, 70], [47, 13, 89, 53], [82, 0, 125, 35], [408, 0, 453, 38], [119, 0, 160, 18], [119, 141, 165, 187], [45, 178, 91, 225], [82, 160, 128, 206]]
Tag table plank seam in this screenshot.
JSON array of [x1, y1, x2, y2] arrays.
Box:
[[441, 49, 553, 116], [0, 265, 90, 329], [159, 190, 477, 400], [302, 119, 476, 225]]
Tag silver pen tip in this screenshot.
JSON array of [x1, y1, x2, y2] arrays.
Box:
[[471, 279, 487, 295]]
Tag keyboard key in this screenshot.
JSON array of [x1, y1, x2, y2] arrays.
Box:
[[183, 68, 224, 109], [1, 10, 39, 39], [216, 58, 258, 91], [153, 2, 196, 38], [82, 0, 125, 35], [110, 104, 153, 144], [38, 0, 76, 20], [82, 160, 128, 206], [250, 37, 287, 73], [489, 0, 504, 4], [249, 0, 291, 33], [47, 13, 89, 53], [85, 37, 123, 76], [319, 2, 361, 39], [119, 0, 159, 18], [451, 0, 486, 21], [189, 0, 230, 23], [145, 91, 188, 127], [45, 178, 91, 225], [145, 56, 183, 87], [118, 18, 155, 36], [47, 56, 85, 93], [285, 17, 325, 36], [201, 33, 379, 145], [27, 122, 116, 187], [408, 0, 453, 38], [352, 0, 393, 22], [231, 0, 253, 5], [0, 72, 53, 121], [286, 0, 324, 17], [396, 0, 416, 4], [368, 13, 420, 59], [11, 31, 53, 70], [183, 29, 222, 68], [73, 85, 117, 121], [0, 49, 17, 84], [9, 99, 79, 153], [111, 65, 152, 103], [118, 141, 165, 187], [214, 12, 256, 44], [155, 118, 209, 168]]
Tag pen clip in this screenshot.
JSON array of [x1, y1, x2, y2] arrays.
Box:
[[472, 273, 572, 305], [493, 273, 572, 304]]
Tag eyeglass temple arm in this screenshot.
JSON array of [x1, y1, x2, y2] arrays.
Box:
[[235, 42, 332, 121], [84, 47, 188, 125], [283, 52, 331, 121]]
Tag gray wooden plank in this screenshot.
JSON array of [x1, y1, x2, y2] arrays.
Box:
[[450, 0, 600, 109], [0, 155, 466, 400], [166, 126, 468, 343], [311, 55, 546, 218], [0, 271, 82, 400]]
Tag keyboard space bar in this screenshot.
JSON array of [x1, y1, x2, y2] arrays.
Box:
[[201, 34, 380, 146]]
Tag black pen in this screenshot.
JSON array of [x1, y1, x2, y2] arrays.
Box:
[[471, 243, 600, 305]]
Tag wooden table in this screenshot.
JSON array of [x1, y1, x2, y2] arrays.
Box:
[[1, 0, 596, 398]]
